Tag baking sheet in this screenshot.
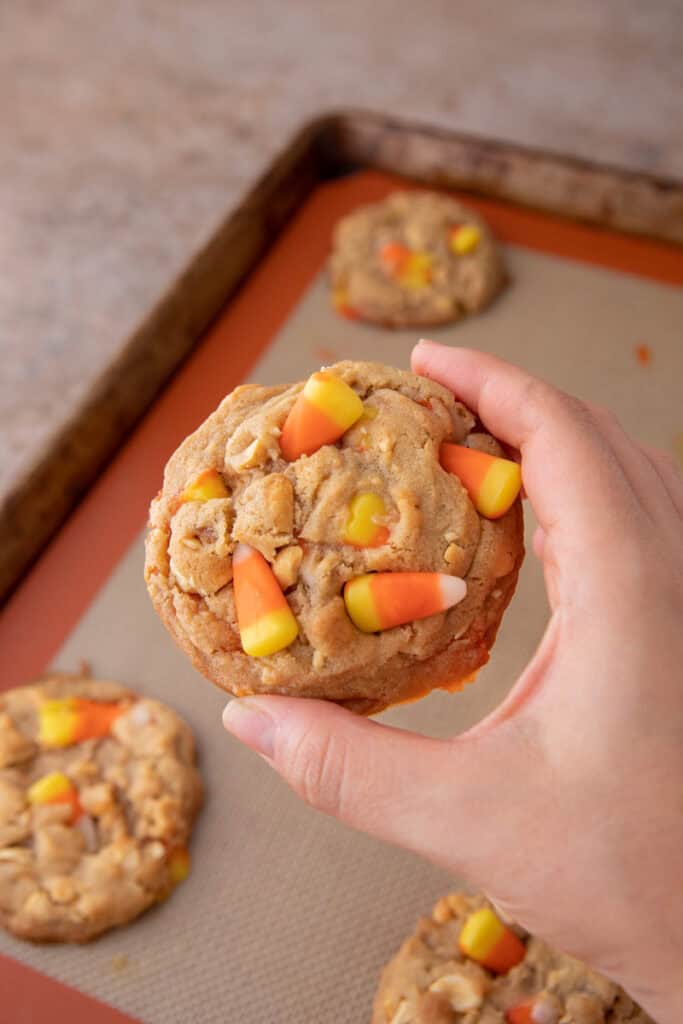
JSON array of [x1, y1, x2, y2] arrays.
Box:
[[2, 198, 682, 1023]]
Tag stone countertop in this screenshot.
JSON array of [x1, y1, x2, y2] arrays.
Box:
[[1, 0, 682, 537]]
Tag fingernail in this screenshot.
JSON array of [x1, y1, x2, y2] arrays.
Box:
[[416, 338, 436, 348], [222, 699, 275, 759]]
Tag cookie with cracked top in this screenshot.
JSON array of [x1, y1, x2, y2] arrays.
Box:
[[0, 672, 201, 942], [329, 191, 505, 327], [145, 361, 523, 713], [372, 890, 654, 1024]]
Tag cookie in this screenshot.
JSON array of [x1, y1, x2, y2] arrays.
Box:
[[145, 361, 523, 713], [0, 672, 202, 942], [373, 891, 653, 1024], [329, 191, 505, 327]]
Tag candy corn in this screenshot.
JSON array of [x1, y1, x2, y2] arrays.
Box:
[[233, 543, 299, 657], [440, 443, 521, 519], [344, 493, 390, 548], [401, 250, 433, 290], [280, 371, 364, 461], [459, 908, 526, 974], [27, 771, 82, 823], [39, 698, 124, 748], [378, 241, 412, 276], [168, 847, 191, 884], [343, 572, 466, 633], [505, 1001, 535, 1024], [449, 224, 481, 255], [180, 469, 229, 503], [378, 242, 432, 289]]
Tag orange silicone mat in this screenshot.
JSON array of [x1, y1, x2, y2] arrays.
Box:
[[1, 171, 682, 1024]]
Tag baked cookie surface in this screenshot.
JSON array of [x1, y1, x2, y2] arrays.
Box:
[[145, 361, 523, 713], [329, 191, 505, 327], [0, 672, 202, 942], [373, 891, 653, 1024]]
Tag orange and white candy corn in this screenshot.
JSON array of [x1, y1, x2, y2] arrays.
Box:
[[180, 468, 229, 503], [344, 492, 390, 548], [449, 224, 481, 255], [440, 443, 521, 519], [378, 242, 432, 289], [39, 698, 124, 748], [27, 770, 82, 823], [233, 543, 299, 657], [344, 572, 466, 633], [168, 847, 191, 884], [459, 907, 526, 974], [280, 371, 364, 461], [378, 241, 412, 276]]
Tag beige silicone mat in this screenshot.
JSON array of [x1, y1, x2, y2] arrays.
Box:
[[2, 244, 682, 1023]]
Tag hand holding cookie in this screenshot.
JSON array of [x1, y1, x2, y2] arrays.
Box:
[[223, 341, 683, 1024]]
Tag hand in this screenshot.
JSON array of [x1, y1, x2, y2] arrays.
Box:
[[223, 340, 683, 1022]]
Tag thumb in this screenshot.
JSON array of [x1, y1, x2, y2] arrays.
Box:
[[222, 695, 520, 872]]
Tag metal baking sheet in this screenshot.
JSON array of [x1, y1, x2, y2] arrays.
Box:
[[1, 172, 682, 1023]]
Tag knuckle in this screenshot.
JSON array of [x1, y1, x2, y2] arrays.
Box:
[[518, 377, 549, 418], [586, 400, 620, 432], [562, 392, 595, 427], [288, 729, 349, 818], [521, 379, 585, 429]]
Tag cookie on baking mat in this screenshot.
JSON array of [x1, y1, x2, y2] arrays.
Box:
[[145, 361, 523, 713], [373, 891, 653, 1024], [329, 191, 505, 327], [0, 672, 202, 942]]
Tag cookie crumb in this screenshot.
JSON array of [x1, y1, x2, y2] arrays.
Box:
[[635, 343, 652, 366], [111, 953, 129, 973]]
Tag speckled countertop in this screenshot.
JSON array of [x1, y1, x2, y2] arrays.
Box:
[[2, 0, 682, 534]]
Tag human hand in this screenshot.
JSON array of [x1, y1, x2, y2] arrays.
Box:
[[223, 340, 683, 1022]]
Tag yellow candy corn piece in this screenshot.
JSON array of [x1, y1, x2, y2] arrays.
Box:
[[280, 371, 364, 461], [27, 770, 82, 823], [27, 770, 74, 805], [449, 224, 482, 255], [39, 699, 79, 747], [39, 697, 123, 747], [344, 572, 466, 633], [180, 468, 229, 503], [233, 543, 299, 657], [305, 372, 364, 431], [344, 493, 389, 548], [440, 443, 521, 519], [459, 908, 525, 973], [401, 250, 433, 290]]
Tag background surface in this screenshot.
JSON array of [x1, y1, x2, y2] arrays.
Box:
[[2, 0, 682, 508]]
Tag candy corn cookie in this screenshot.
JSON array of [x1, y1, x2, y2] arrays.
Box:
[[372, 891, 653, 1024], [329, 191, 505, 327], [145, 361, 523, 713], [0, 672, 202, 942]]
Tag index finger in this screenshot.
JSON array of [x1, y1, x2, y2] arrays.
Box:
[[412, 340, 643, 552]]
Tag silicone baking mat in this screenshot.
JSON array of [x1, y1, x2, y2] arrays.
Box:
[[1, 171, 682, 1024]]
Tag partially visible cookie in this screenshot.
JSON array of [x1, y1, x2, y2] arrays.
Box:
[[372, 891, 653, 1024], [0, 672, 202, 942], [330, 191, 505, 327]]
